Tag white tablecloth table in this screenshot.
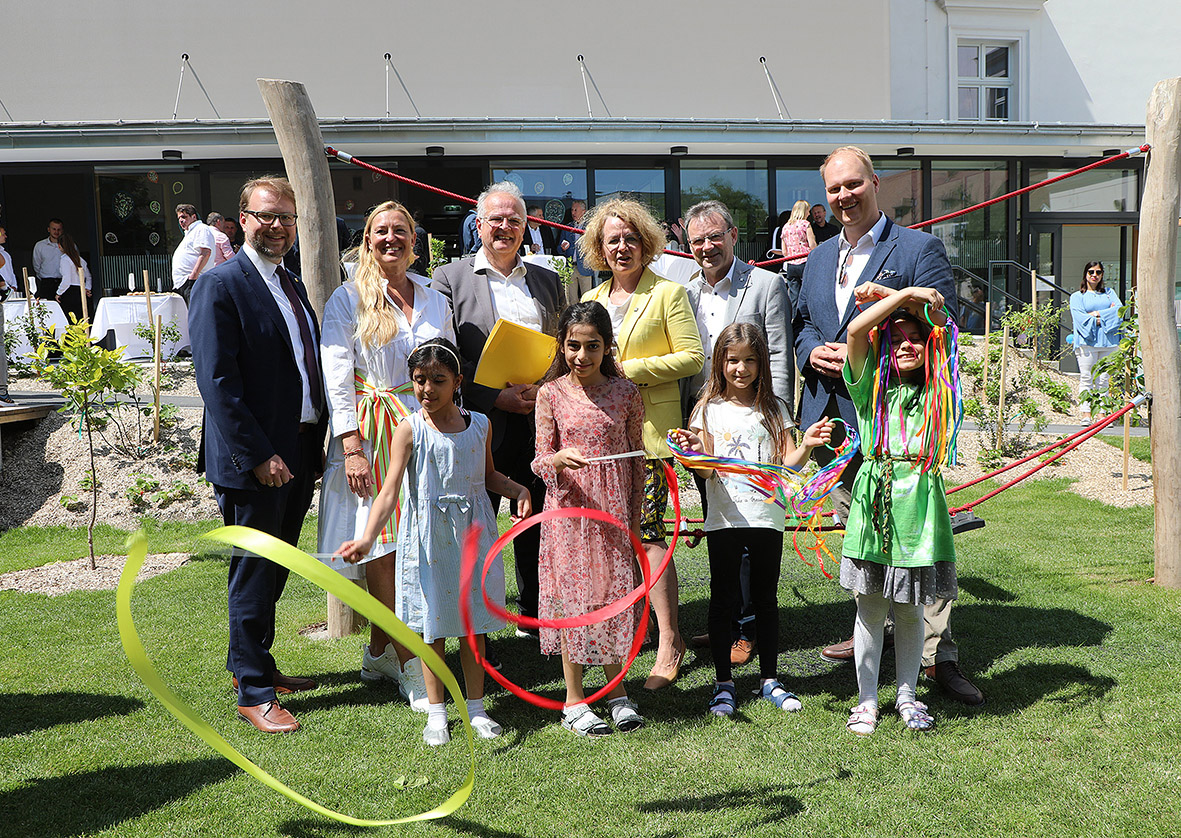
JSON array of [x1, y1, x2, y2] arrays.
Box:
[[3, 298, 70, 360], [89, 294, 190, 360]]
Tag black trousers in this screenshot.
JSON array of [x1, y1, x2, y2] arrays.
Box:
[[694, 472, 755, 642], [706, 527, 784, 682], [57, 286, 86, 323], [487, 413, 545, 620], [214, 431, 319, 707]]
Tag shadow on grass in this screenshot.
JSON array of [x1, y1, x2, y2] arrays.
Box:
[[279, 815, 530, 838], [949, 662, 1116, 718], [0, 691, 144, 738], [0, 757, 235, 837], [957, 575, 1018, 602], [638, 784, 805, 827]]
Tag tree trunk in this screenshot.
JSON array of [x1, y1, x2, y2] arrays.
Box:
[[1140, 78, 1181, 588], [86, 408, 97, 570]]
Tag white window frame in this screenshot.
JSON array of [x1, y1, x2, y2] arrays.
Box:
[[957, 41, 1016, 122]]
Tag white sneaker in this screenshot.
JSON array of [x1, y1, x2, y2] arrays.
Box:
[[470, 714, 503, 739], [423, 721, 450, 746], [360, 643, 402, 685], [399, 656, 430, 713]]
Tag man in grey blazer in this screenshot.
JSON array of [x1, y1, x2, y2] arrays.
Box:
[[431, 181, 562, 632], [680, 199, 792, 666], [794, 146, 982, 706]]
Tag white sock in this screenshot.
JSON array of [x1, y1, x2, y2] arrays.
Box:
[[426, 702, 448, 731], [564, 702, 589, 720], [466, 697, 490, 722]]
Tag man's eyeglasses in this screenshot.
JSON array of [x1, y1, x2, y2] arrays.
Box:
[[243, 209, 298, 227], [688, 229, 732, 248], [482, 215, 524, 230]]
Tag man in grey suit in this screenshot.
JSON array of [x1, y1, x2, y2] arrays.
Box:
[[431, 181, 562, 632], [680, 199, 792, 666], [794, 146, 982, 705]]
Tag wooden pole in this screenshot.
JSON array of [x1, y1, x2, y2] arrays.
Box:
[[982, 300, 992, 395], [21, 267, 31, 299], [78, 266, 90, 321], [255, 79, 340, 320], [1141, 77, 1181, 588], [256, 78, 359, 636], [997, 324, 1011, 449], [1123, 411, 1131, 491], [1030, 268, 1039, 363], [154, 315, 162, 443]]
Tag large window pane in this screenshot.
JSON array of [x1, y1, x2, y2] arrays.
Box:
[[986, 88, 1009, 120], [95, 166, 199, 294], [958, 87, 979, 120], [680, 159, 768, 262], [494, 162, 587, 225], [876, 161, 923, 227], [930, 161, 1010, 289], [1027, 167, 1138, 213], [958, 46, 978, 77], [984, 47, 1009, 78], [594, 168, 666, 219]]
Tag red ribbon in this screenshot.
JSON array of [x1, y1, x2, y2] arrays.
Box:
[[459, 462, 681, 710]]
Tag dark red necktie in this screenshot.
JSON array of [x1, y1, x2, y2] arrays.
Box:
[[275, 265, 323, 413]]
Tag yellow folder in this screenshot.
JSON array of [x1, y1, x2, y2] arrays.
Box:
[[473, 318, 557, 388]]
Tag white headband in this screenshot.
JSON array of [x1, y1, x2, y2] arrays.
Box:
[[410, 342, 463, 373]]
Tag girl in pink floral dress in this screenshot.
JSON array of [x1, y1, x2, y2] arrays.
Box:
[[532, 301, 647, 737]]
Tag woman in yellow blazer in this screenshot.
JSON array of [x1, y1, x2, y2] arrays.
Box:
[[579, 197, 704, 690]]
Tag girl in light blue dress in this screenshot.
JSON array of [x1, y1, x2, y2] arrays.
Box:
[[337, 338, 532, 746]]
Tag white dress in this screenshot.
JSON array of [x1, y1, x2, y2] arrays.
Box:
[[316, 275, 454, 577], [396, 410, 505, 642]]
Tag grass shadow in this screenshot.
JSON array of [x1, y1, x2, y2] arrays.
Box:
[[0, 691, 144, 738], [638, 783, 804, 828], [0, 758, 235, 837], [948, 661, 1116, 718]]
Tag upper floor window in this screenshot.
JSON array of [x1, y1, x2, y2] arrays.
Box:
[[958, 43, 1013, 121]]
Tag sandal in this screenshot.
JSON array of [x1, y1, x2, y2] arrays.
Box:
[[897, 700, 934, 731], [709, 683, 738, 717], [756, 680, 802, 712], [561, 704, 613, 738], [846, 702, 878, 736], [608, 698, 645, 733]]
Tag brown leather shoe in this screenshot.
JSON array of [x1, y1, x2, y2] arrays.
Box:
[[232, 671, 318, 696], [237, 700, 300, 733], [925, 661, 985, 706], [820, 636, 855, 662], [643, 635, 686, 690], [730, 638, 755, 666], [689, 633, 711, 649]]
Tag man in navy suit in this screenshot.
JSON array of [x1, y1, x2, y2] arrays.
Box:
[[794, 146, 983, 706], [190, 176, 328, 733]]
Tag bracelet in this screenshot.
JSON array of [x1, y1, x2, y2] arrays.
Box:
[[343, 449, 366, 458]]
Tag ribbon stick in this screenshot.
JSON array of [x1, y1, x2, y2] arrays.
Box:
[[459, 462, 681, 710], [117, 528, 475, 826]]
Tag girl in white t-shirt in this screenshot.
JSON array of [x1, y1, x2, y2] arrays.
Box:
[[672, 322, 832, 718]]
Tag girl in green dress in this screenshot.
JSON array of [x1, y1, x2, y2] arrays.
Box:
[[841, 283, 961, 736]]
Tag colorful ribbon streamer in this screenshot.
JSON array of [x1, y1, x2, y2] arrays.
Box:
[[354, 373, 415, 545], [116, 528, 475, 826], [459, 462, 681, 710]]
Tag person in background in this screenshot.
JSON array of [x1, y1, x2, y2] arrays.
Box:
[[810, 203, 841, 243], [411, 209, 429, 275], [206, 212, 236, 266], [0, 226, 15, 405], [32, 218, 65, 300], [56, 232, 92, 322], [172, 204, 214, 304], [780, 200, 818, 312], [222, 215, 243, 251], [557, 199, 596, 305], [1070, 261, 1122, 420], [524, 205, 557, 256]]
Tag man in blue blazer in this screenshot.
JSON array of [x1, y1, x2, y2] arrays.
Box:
[[794, 147, 982, 706], [190, 177, 328, 733]]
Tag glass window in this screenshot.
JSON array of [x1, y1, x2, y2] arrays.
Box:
[[94, 166, 200, 294], [594, 168, 667, 218], [493, 162, 587, 225], [930, 161, 1010, 286], [680, 159, 769, 262], [326, 162, 401, 234], [958, 42, 1013, 121], [875, 161, 923, 227], [1027, 167, 1138, 213]]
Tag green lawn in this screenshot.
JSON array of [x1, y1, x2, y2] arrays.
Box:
[[1096, 433, 1152, 463], [1, 479, 1176, 837]]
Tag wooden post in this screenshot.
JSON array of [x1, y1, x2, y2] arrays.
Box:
[[1141, 77, 1181, 588], [78, 266, 90, 321], [153, 315, 162, 443], [256, 78, 358, 636], [982, 300, 992, 395], [1123, 411, 1131, 491], [21, 267, 31, 299], [997, 324, 1011, 449], [1030, 268, 1039, 363], [256, 79, 341, 320]]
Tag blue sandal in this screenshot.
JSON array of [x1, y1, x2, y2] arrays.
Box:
[[756, 680, 802, 712], [709, 683, 738, 717]]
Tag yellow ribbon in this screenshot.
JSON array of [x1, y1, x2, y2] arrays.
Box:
[[116, 527, 475, 826]]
